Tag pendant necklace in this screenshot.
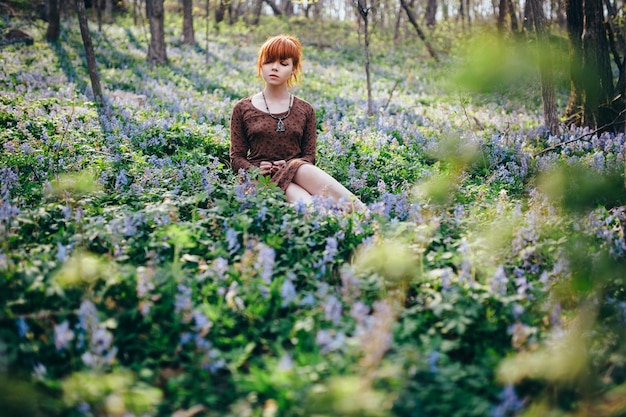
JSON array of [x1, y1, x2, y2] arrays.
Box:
[[262, 91, 293, 132]]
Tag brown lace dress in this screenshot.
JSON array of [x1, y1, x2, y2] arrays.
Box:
[[229, 96, 317, 192]]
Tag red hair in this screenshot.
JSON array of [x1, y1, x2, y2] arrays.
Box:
[[257, 35, 303, 87]]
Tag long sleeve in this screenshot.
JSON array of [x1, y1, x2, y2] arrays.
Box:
[[229, 101, 253, 173], [300, 105, 317, 165]]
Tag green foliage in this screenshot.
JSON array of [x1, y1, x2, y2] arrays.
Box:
[[1, 12, 625, 417]]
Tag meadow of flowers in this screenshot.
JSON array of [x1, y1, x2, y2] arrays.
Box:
[[1, 13, 626, 417]]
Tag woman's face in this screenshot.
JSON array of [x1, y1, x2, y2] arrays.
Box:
[[261, 58, 294, 87]]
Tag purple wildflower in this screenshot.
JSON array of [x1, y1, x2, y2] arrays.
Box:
[[280, 278, 297, 307], [16, 317, 29, 338], [491, 384, 524, 417], [324, 295, 343, 324], [54, 320, 75, 350]]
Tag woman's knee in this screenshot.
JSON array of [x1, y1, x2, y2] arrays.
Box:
[[285, 182, 313, 204]]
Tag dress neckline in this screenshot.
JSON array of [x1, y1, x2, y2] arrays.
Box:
[[248, 96, 293, 115]]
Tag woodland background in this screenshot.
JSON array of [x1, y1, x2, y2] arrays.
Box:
[[1, 0, 626, 416]]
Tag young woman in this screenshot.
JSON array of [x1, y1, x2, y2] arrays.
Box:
[[229, 34, 365, 212]]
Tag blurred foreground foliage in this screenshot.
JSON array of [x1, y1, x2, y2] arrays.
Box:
[[0, 13, 625, 417]]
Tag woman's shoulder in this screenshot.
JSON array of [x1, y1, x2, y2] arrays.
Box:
[[231, 97, 255, 117], [233, 96, 253, 109], [292, 96, 315, 114]]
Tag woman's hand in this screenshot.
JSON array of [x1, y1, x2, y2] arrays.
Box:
[[259, 161, 273, 176], [260, 160, 285, 176], [272, 160, 286, 171]]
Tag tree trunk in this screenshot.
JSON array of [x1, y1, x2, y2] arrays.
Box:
[[523, 0, 532, 32], [564, 0, 584, 124], [45, 0, 60, 42], [183, 0, 195, 45], [458, 0, 465, 24], [400, 0, 439, 61], [205, 0, 210, 64], [283, 0, 294, 16], [104, 0, 113, 23], [529, 0, 560, 134], [263, 0, 283, 16], [581, 0, 613, 128], [74, 0, 104, 107], [252, 0, 263, 25], [425, 0, 437, 27], [497, 0, 507, 32], [146, 0, 168, 64], [215, 0, 226, 23], [394, 2, 403, 42], [354, 0, 374, 116], [96, 0, 103, 32], [508, 0, 519, 32]]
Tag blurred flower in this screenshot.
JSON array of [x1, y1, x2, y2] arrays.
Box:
[[490, 384, 524, 417], [114, 169, 128, 190], [78, 299, 99, 333], [280, 278, 297, 307], [277, 353, 293, 372], [490, 265, 509, 295], [350, 301, 370, 324], [57, 242, 69, 262], [175, 284, 193, 314], [427, 350, 439, 373], [16, 317, 29, 338], [226, 227, 240, 254], [54, 320, 75, 350], [254, 243, 275, 284], [32, 363, 47, 380], [226, 281, 245, 311], [324, 295, 343, 324], [212, 256, 229, 280], [193, 310, 213, 336], [316, 329, 346, 354]]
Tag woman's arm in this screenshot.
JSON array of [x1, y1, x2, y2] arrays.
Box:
[[300, 105, 317, 164], [229, 102, 253, 172]]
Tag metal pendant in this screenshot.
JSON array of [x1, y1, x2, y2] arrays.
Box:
[[276, 119, 285, 132]]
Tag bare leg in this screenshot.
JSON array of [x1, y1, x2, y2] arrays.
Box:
[[292, 164, 366, 212], [285, 181, 314, 205]]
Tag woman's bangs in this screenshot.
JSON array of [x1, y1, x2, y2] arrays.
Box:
[[262, 39, 299, 63]]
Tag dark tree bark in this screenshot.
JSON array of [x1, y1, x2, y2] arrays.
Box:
[[523, 0, 533, 32], [497, 0, 508, 32], [564, 0, 621, 130], [45, 0, 60, 42], [564, 0, 584, 123], [425, 0, 437, 27], [146, 0, 168, 64], [283, 0, 294, 16], [252, 0, 263, 25], [394, 2, 403, 42], [74, 0, 104, 107], [205, 0, 210, 64], [183, 0, 195, 45], [528, 0, 560, 134], [95, 0, 103, 32], [354, 0, 375, 116], [508, 0, 519, 32], [400, 0, 439, 61], [215, 0, 226, 23], [263, 0, 283, 16], [104, 0, 113, 23], [581, 0, 613, 128]]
